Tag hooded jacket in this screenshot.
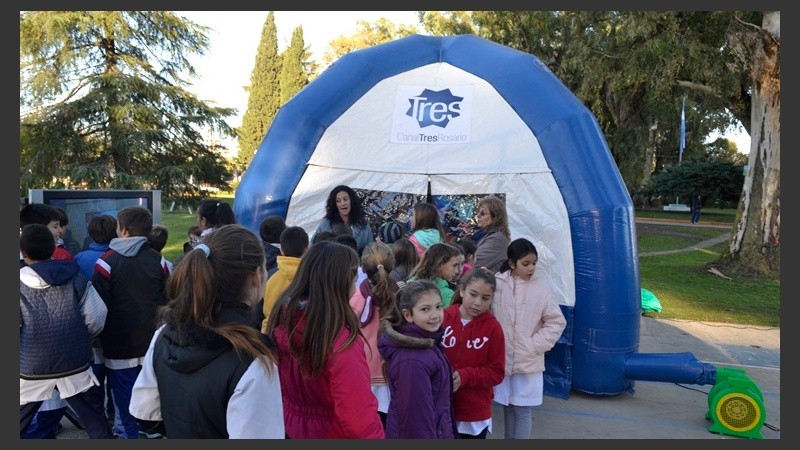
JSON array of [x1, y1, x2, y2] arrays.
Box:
[[93, 236, 168, 359], [260, 255, 301, 332], [441, 304, 505, 422], [20, 260, 106, 379], [129, 303, 284, 438], [378, 321, 458, 439], [75, 241, 110, 280], [492, 271, 566, 375], [272, 305, 385, 439], [408, 228, 443, 258]]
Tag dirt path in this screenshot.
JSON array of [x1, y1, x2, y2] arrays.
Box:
[[636, 219, 732, 257]]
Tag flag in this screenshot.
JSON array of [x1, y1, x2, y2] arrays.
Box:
[[679, 97, 686, 161]]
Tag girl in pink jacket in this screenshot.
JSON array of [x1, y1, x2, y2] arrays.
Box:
[[267, 241, 385, 439], [491, 238, 566, 439], [349, 241, 399, 426]]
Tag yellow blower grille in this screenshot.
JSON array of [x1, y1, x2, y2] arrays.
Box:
[[706, 367, 765, 439]]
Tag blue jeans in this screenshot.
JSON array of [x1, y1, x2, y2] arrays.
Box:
[[20, 387, 112, 439], [91, 362, 114, 419], [21, 407, 65, 438], [107, 366, 141, 439]]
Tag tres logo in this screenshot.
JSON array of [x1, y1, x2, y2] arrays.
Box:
[[405, 88, 463, 128]]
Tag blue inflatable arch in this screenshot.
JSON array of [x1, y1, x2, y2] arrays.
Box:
[[236, 34, 691, 398]]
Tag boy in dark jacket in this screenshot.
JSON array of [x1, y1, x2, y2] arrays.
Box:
[[92, 206, 168, 439], [258, 215, 286, 277], [20, 224, 113, 439], [20, 203, 78, 437]]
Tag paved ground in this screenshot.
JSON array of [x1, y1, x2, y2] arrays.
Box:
[[488, 316, 780, 439]]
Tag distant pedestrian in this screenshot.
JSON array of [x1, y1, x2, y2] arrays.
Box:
[[183, 225, 202, 253], [314, 185, 374, 255], [196, 199, 236, 241], [260, 226, 309, 332], [690, 195, 702, 224], [408, 202, 446, 259], [147, 224, 174, 276], [408, 242, 462, 308], [389, 238, 418, 289]]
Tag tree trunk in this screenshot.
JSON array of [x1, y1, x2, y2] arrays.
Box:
[[641, 120, 659, 188], [719, 11, 780, 278]]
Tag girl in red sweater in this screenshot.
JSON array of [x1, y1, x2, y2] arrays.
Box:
[[441, 267, 505, 439]]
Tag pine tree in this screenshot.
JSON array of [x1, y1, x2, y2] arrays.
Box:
[[278, 26, 312, 105], [19, 11, 236, 200], [237, 11, 282, 170]]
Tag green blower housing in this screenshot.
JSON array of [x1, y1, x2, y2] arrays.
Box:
[[706, 367, 766, 439]]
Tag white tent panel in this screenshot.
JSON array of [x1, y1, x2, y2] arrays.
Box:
[[432, 173, 575, 308], [309, 63, 548, 175]]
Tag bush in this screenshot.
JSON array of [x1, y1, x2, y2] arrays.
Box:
[[638, 160, 744, 206]]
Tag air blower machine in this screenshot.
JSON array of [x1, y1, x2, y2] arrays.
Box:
[[621, 352, 766, 439], [705, 367, 766, 439]]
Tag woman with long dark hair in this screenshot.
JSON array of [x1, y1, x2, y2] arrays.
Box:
[[314, 185, 374, 254]]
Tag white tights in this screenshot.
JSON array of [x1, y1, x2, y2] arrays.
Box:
[[503, 404, 532, 439]]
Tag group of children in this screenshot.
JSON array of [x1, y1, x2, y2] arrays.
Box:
[[373, 233, 565, 439], [20, 202, 174, 439], [20, 194, 566, 439]]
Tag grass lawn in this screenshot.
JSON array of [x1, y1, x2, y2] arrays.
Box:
[[638, 239, 779, 327], [158, 199, 778, 328], [635, 207, 736, 224], [159, 195, 233, 262]]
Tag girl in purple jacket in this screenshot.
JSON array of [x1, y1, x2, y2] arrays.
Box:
[[378, 279, 458, 439]]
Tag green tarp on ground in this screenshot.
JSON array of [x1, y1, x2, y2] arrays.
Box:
[[641, 288, 663, 313]]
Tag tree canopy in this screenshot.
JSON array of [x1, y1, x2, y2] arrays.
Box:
[[19, 11, 236, 200], [321, 17, 420, 68]]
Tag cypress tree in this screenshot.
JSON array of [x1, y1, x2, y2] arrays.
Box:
[[237, 11, 282, 169], [278, 26, 312, 105]]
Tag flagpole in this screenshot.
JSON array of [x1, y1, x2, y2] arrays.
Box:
[[676, 96, 686, 205], [679, 96, 686, 164]]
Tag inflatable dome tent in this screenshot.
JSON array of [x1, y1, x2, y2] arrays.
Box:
[[235, 34, 716, 399]]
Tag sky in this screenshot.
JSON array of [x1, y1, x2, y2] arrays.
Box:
[[177, 10, 750, 155], [177, 11, 422, 152]]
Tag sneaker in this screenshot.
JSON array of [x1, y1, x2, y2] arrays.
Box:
[[138, 430, 162, 439], [138, 427, 163, 439]]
